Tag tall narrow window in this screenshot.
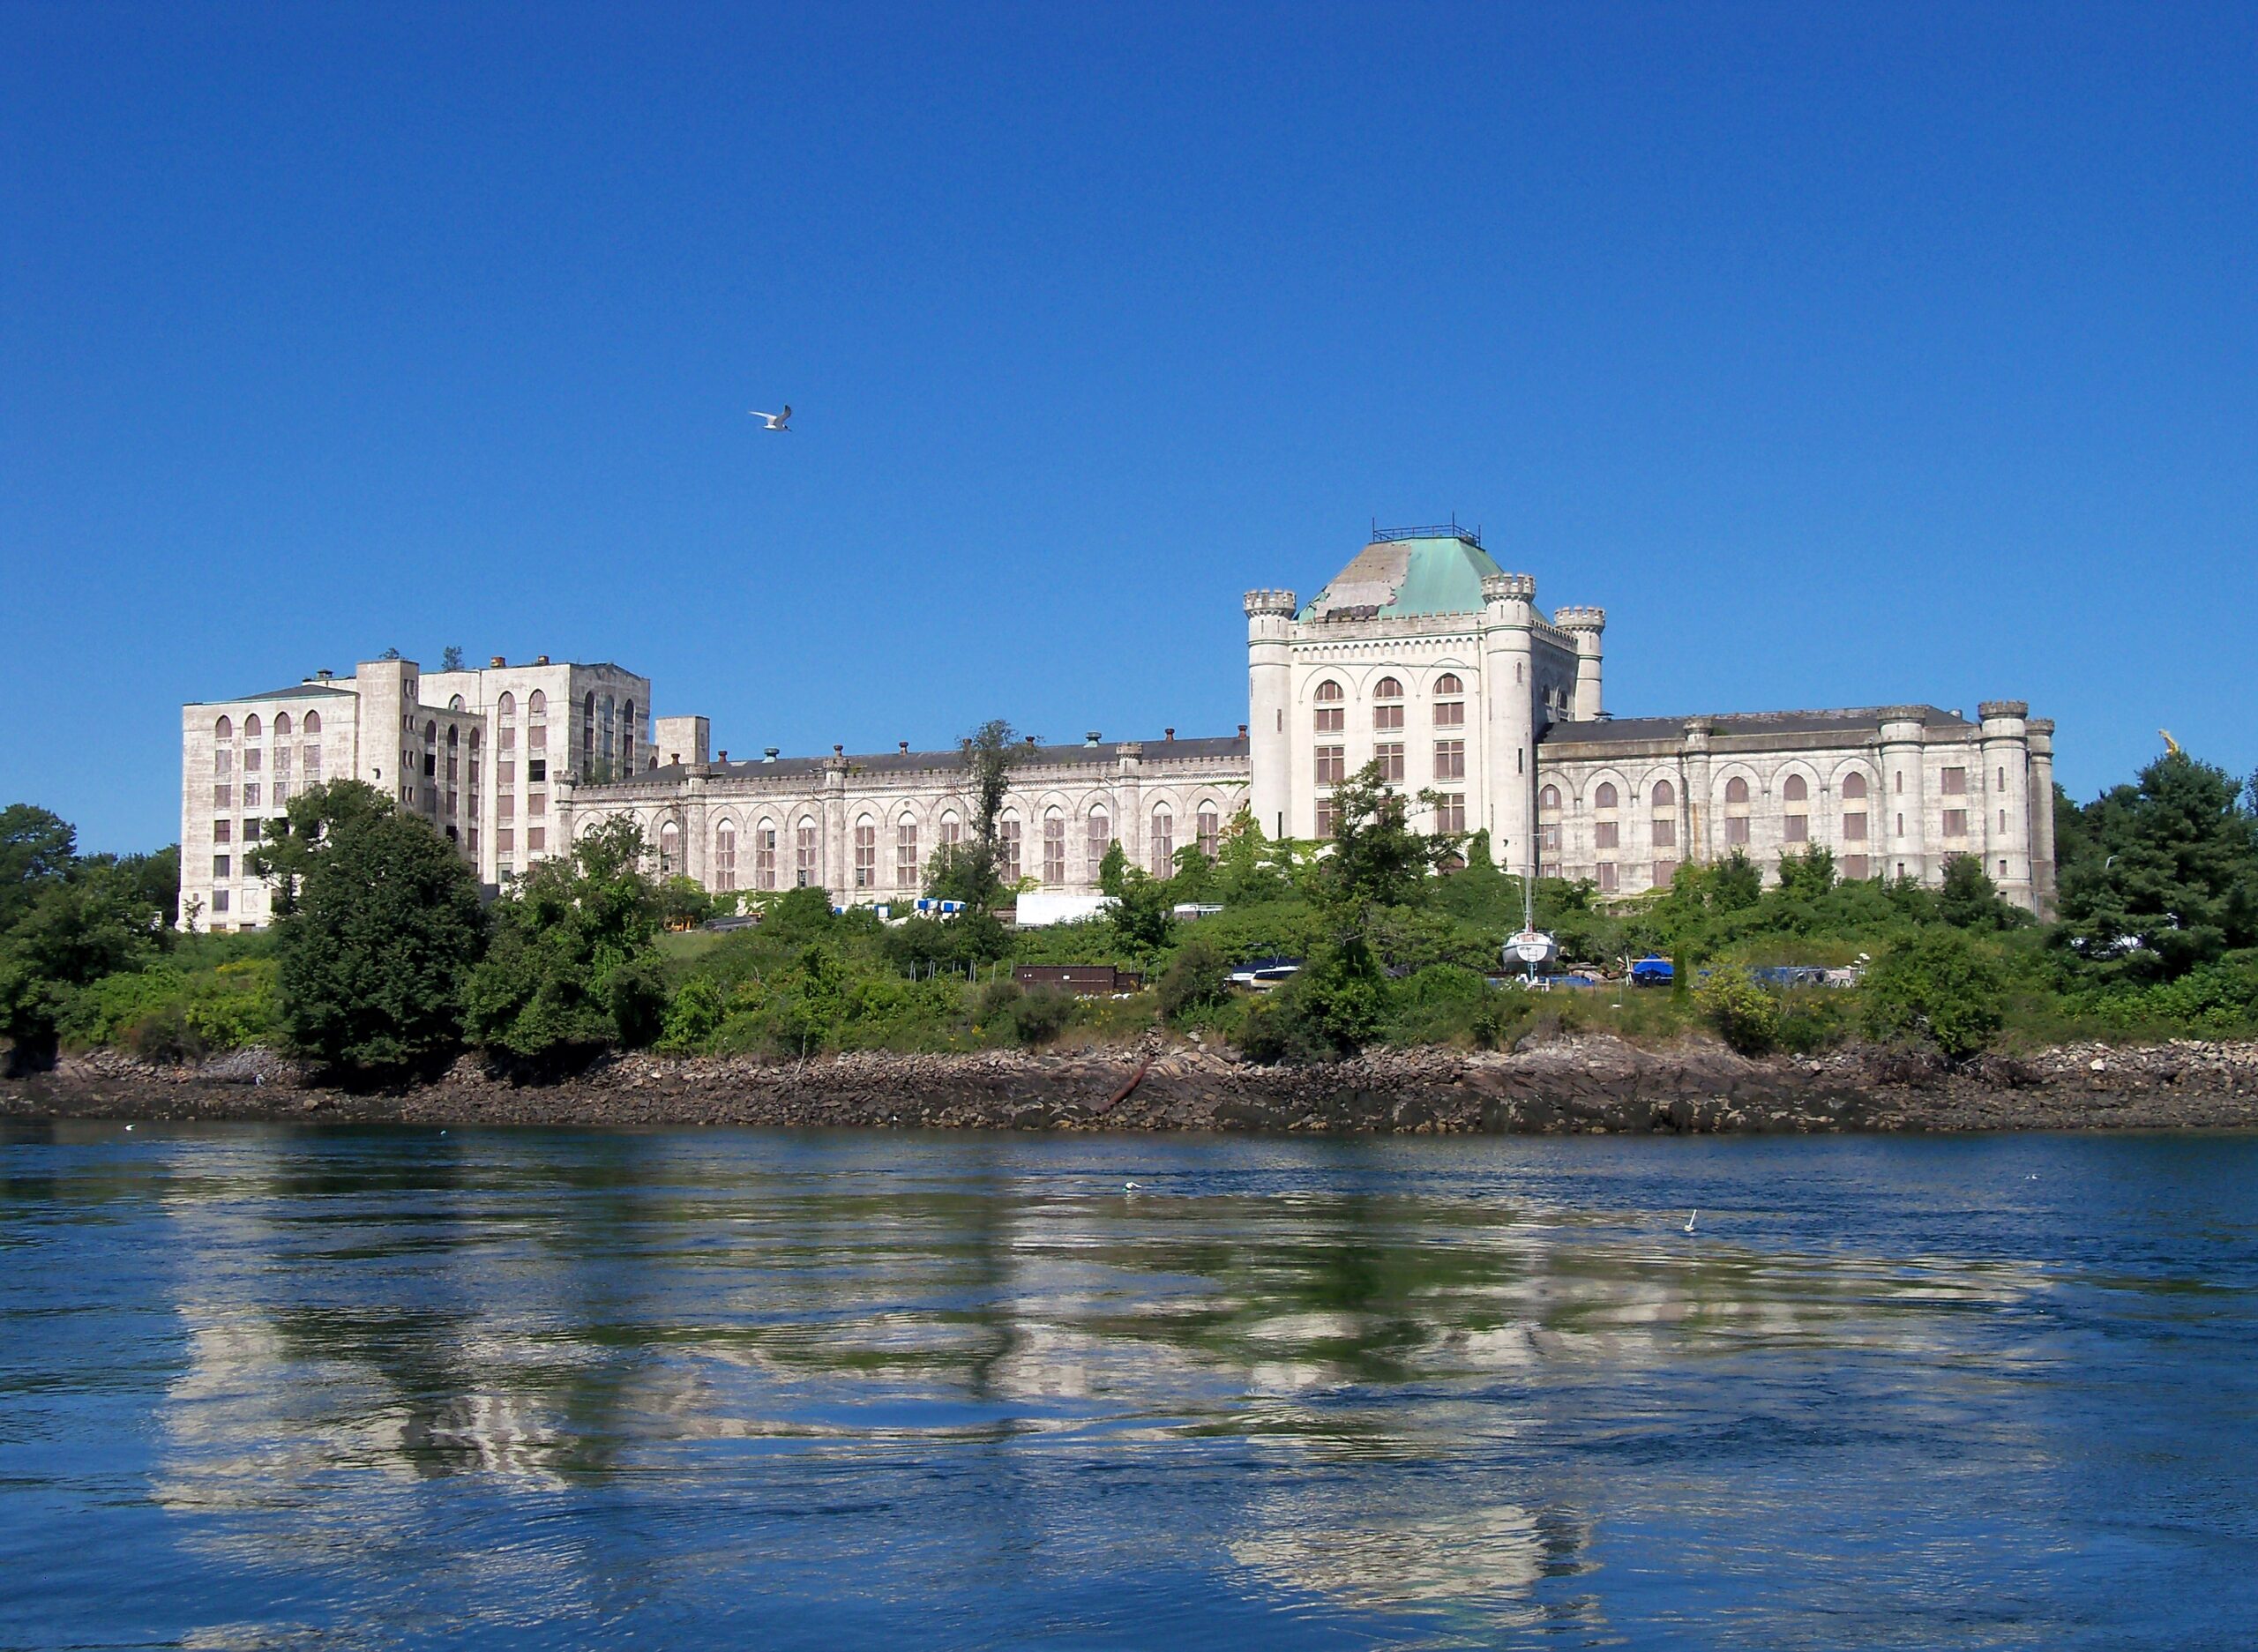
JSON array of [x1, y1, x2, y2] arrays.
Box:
[[1314, 680, 1345, 734], [854, 819, 877, 889], [1596, 862, 1619, 893], [497, 691, 517, 753], [1433, 739, 1464, 781], [1043, 811, 1065, 885], [1375, 742, 1404, 782], [1196, 806, 1220, 858], [1650, 779, 1677, 848], [939, 813, 961, 847], [714, 822, 736, 891], [796, 821, 817, 887], [1314, 798, 1336, 838], [896, 819, 919, 889], [756, 824, 778, 890], [1783, 773, 1809, 843], [1724, 774, 1752, 846], [1436, 794, 1465, 834], [1149, 809, 1172, 874], [1087, 811, 1111, 878], [999, 816, 1021, 883], [528, 690, 547, 751]]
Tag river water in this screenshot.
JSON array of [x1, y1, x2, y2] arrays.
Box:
[[2, 1123, 2254, 1649]]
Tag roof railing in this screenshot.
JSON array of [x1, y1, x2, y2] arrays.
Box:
[[1371, 514, 1482, 547]]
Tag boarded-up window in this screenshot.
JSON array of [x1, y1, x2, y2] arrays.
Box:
[[1783, 813, 1808, 843], [1843, 811, 1867, 841], [1596, 862, 1619, 893], [1726, 816, 1750, 845], [1783, 774, 1808, 803], [796, 822, 817, 886], [1941, 767, 1967, 796], [1652, 818, 1676, 848], [1432, 674, 1464, 728], [1725, 776, 1750, 804], [1595, 821, 1619, 849], [1652, 860, 1677, 888], [1595, 782, 1618, 810], [1843, 772, 1868, 800], [1843, 855, 1871, 880], [1942, 809, 1969, 837]]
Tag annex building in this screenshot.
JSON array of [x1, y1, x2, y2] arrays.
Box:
[[176, 525, 2058, 930]]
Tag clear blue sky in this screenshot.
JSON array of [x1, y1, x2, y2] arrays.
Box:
[[4, 4, 2253, 853]]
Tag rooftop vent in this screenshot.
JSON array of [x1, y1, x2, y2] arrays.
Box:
[[316, 669, 333, 681], [1237, 722, 1247, 738], [1164, 728, 1176, 742], [534, 654, 550, 666], [1024, 735, 1038, 748], [1085, 730, 1102, 747], [899, 741, 910, 755], [763, 748, 779, 763], [717, 750, 728, 763], [490, 656, 506, 669]]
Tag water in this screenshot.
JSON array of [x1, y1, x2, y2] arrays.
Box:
[[2, 1124, 2254, 1650]]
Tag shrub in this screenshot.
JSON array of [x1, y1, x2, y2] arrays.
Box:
[[1694, 964, 1780, 1056], [657, 976, 726, 1054], [1157, 934, 1231, 1022], [1007, 985, 1079, 1048], [1862, 928, 2008, 1060]]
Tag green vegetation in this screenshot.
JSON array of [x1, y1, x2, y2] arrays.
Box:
[[8, 742, 2258, 1077]]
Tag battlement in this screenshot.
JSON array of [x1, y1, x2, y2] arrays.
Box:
[[1553, 605, 1606, 632], [1243, 589, 1298, 617], [1481, 572, 1536, 604], [1978, 699, 2030, 721]]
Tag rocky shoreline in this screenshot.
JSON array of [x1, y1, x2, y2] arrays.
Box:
[[8, 1035, 2258, 1134]]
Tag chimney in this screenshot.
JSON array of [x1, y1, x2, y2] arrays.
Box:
[[1085, 730, 1102, 747], [899, 741, 909, 755], [489, 656, 506, 669], [763, 747, 779, 763], [1164, 728, 1176, 742], [717, 750, 728, 763], [1237, 722, 1247, 738], [534, 654, 550, 665], [1024, 734, 1038, 749], [316, 669, 333, 682], [834, 744, 844, 757]]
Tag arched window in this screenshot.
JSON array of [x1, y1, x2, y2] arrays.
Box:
[[582, 693, 596, 776], [527, 691, 547, 753], [1432, 673, 1465, 730], [1314, 679, 1345, 736], [1783, 774, 1809, 803], [1649, 777, 1679, 850], [1540, 785, 1561, 811], [938, 810, 961, 847], [1043, 809, 1066, 885], [793, 819, 818, 886], [1783, 773, 1811, 843], [1315, 680, 1344, 699], [998, 812, 1022, 883], [895, 813, 919, 889], [754, 819, 778, 889], [214, 715, 233, 741], [497, 691, 516, 718], [244, 714, 261, 740], [1723, 774, 1753, 847], [622, 700, 637, 770], [449, 694, 466, 712], [659, 819, 682, 876], [714, 820, 736, 891], [1843, 772, 1868, 800], [423, 721, 437, 744], [1197, 805, 1220, 858], [1087, 810, 1111, 878], [303, 711, 320, 735], [447, 725, 459, 747], [1725, 776, 1750, 804], [1150, 806, 1174, 875], [1595, 782, 1619, 810], [853, 815, 877, 889], [1372, 676, 1404, 731], [1652, 779, 1675, 808], [274, 712, 292, 738], [528, 691, 546, 717]]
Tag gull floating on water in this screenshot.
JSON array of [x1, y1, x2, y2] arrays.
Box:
[[1684, 1210, 1698, 1234], [750, 406, 792, 431], [1124, 1180, 1142, 1191]]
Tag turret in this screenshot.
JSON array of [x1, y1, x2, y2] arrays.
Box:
[[1878, 706, 1929, 883], [2026, 716, 2057, 913], [1481, 573, 1539, 877], [1978, 700, 2035, 911], [1555, 605, 1606, 721], [1245, 589, 1297, 841]]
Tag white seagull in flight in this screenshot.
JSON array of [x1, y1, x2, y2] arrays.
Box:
[[750, 405, 792, 431]]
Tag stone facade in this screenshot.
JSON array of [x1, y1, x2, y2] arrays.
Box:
[[177, 526, 2055, 926], [179, 654, 648, 931]]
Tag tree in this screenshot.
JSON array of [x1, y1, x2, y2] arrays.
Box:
[[2053, 751, 2258, 983], [1096, 839, 1129, 897], [0, 804, 76, 930], [271, 793, 487, 1072], [1312, 760, 1458, 923], [925, 719, 1022, 917], [249, 781, 396, 916], [1694, 964, 1780, 1056], [1214, 806, 1293, 906], [441, 645, 465, 671], [1937, 854, 2023, 931], [657, 875, 714, 931], [0, 851, 170, 1058], [1106, 868, 1177, 957], [1156, 932, 1231, 1020], [465, 818, 665, 1062], [1862, 927, 2007, 1060]]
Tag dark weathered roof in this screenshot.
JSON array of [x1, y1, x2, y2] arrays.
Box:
[[621, 734, 1251, 787], [1541, 706, 1974, 745], [187, 683, 356, 706]]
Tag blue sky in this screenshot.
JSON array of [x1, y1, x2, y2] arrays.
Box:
[[4, 3, 2253, 853]]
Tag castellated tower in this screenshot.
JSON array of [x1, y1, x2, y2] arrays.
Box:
[[1481, 573, 1540, 878], [1244, 589, 1297, 841], [1555, 606, 1606, 722]]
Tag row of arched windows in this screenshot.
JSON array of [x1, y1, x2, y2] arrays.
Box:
[[1541, 772, 1872, 811], [213, 711, 323, 741]]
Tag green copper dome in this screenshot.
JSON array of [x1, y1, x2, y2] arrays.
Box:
[[1298, 532, 1506, 621]]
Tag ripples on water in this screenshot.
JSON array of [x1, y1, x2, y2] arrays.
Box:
[[2, 1123, 2254, 1648]]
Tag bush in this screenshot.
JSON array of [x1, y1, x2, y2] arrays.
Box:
[[1694, 964, 1780, 1056], [657, 976, 726, 1053], [1862, 928, 2008, 1060], [1157, 934, 1231, 1022]]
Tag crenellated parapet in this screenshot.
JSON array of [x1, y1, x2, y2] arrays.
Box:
[[1553, 605, 1606, 632], [1481, 572, 1536, 604], [1243, 589, 1297, 617], [1978, 699, 2030, 721]]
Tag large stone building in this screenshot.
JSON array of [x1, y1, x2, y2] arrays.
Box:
[[177, 525, 2056, 930]]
